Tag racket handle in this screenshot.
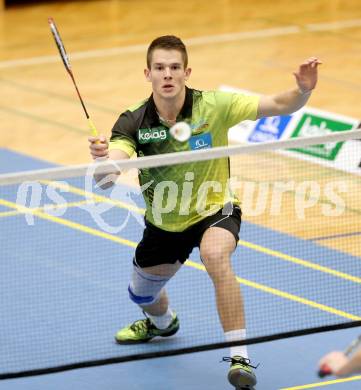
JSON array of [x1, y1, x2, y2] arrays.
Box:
[[88, 118, 99, 137], [318, 364, 332, 378]]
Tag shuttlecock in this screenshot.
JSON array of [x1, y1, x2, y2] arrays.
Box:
[[170, 121, 191, 142]]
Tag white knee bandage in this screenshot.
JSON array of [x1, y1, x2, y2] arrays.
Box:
[[128, 265, 171, 307]]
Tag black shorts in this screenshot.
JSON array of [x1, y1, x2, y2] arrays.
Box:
[[134, 204, 242, 268]]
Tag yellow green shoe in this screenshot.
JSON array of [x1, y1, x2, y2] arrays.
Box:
[[115, 312, 179, 344], [223, 356, 257, 389]]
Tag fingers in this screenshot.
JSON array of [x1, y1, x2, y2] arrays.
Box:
[[318, 352, 334, 367], [88, 135, 109, 159], [294, 57, 322, 93], [318, 354, 335, 377], [293, 71, 300, 81], [88, 135, 108, 144], [309, 58, 322, 68], [318, 351, 348, 377], [318, 364, 332, 378], [300, 57, 323, 69]]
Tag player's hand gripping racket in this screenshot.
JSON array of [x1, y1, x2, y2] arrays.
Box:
[[318, 335, 361, 378], [48, 17, 98, 137]]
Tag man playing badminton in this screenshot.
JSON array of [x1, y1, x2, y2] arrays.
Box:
[[89, 35, 321, 390]]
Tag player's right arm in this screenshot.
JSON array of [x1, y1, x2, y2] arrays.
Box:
[[88, 135, 130, 189], [89, 104, 141, 188]]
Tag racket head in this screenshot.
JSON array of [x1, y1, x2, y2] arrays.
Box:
[[48, 17, 98, 136], [48, 17, 72, 73]]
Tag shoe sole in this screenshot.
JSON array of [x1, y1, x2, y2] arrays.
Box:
[[228, 370, 257, 387]]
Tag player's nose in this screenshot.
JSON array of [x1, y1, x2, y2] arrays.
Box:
[[164, 67, 172, 78]]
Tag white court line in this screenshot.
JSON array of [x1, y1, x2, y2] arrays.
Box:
[[306, 19, 361, 31], [0, 19, 360, 69], [184, 26, 300, 45]]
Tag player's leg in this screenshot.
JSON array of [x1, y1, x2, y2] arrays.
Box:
[[199, 206, 257, 389], [115, 261, 181, 344], [200, 227, 244, 332], [115, 221, 191, 344]]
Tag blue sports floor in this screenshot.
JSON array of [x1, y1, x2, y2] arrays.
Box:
[[0, 148, 360, 390]]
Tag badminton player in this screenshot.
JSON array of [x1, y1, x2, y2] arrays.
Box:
[[89, 35, 321, 389]]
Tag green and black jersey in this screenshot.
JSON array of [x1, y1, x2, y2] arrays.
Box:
[[109, 87, 259, 232]]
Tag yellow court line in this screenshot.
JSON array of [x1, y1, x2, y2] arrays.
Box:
[[42, 200, 90, 210], [0, 209, 20, 217], [0, 198, 137, 248], [1, 197, 360, 321], [0, 185, 360, 286], [40, 181, 361, 285], [186, 260, 361, 321], [280, 375, 361, 389], [41, 180, 145, 215], [0, 200, 93, 218], [238, 240, 361, 285]]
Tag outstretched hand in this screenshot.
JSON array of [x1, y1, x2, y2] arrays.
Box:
[[293, 57, 322, 94], [318, 351, 349, 377]]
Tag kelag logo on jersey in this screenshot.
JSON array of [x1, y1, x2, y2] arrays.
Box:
[[138, 127, 169, 144], [248, 115, 292, 142], [189, 132, 212, 150]]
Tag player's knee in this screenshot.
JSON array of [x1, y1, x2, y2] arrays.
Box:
[[200, 250, 232, 280], [201, 247, 229, 266]]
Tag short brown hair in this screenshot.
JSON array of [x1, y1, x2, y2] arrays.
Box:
[[147, 35, 188, 69]]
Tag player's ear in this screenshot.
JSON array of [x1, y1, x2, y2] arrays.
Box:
[[144, 68, 151, 82], [184, 67, 192, 81]]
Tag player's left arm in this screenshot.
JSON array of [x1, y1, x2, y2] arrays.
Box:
[[256, 57, 322, 119], [318, 349, 361, 377]]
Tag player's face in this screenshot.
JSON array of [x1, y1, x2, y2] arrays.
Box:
[[145, 49, 191, 100]]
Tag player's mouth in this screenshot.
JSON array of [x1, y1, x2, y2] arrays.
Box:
[[162, 84, 174, 92]]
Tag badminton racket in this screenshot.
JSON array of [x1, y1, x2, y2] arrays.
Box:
[[48, 17, 98, 137]]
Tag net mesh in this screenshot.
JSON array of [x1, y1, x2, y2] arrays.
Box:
[[1, 130, 361, 378]]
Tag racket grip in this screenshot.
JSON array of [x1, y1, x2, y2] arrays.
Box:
[[88, 118, 99, 137], [318, 364, 332, 378]]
